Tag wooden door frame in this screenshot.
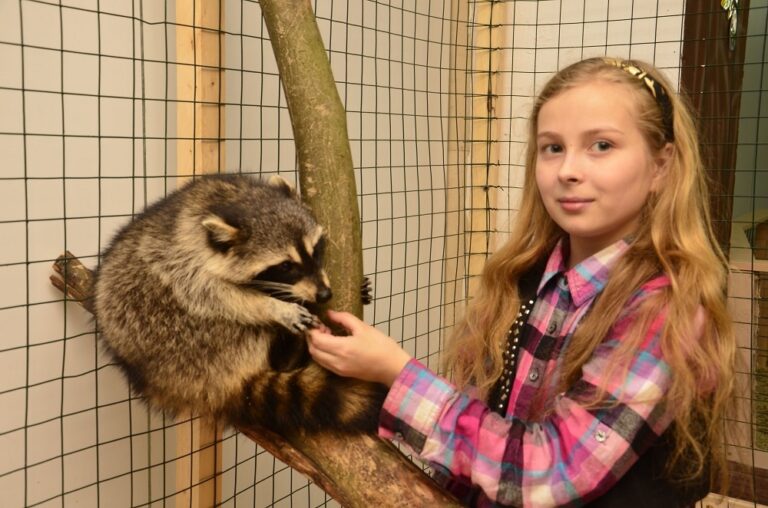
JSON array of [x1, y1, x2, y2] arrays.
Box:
[[174, 0, 225, 506], [681, 2, 766, 502], [680, 0, 751, 254]]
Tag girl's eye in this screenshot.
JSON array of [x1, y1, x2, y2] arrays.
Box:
[[592, 140, 612, 152], [541, 144, 563, 154]]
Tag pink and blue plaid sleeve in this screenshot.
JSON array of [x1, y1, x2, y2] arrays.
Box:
[[379, 308, 675, 507]]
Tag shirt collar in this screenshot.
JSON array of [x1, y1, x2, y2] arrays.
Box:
[[537, 237, 632, 307]]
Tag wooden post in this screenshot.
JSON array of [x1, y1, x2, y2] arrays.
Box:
[[466, 1, 507, 298], [176, 0, 225, 178], [174, 0, 224, 506], [442, 0, 507, 365]]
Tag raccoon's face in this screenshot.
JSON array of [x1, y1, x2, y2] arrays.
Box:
[[245, 226, 332, 306], [201, 214, 332, 306]]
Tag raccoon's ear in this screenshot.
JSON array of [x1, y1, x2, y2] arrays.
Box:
[[202, 215, 240, 252], [267, 175, 297, 197]]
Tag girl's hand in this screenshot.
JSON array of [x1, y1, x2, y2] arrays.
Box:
[[308, 310, 412, 386]]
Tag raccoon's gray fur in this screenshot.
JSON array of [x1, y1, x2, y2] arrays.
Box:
[[94, 174, 385, 434]]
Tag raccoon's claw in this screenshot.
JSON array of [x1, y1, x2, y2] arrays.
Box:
[[288, 304, 320, 334], [302, 313, 322, 330], [361, 277, 373, 305]]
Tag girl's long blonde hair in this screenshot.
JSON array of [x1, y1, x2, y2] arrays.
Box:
[[443, 57, 735, 484]]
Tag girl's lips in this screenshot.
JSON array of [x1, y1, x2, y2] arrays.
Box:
[[557, 198, 593, 212]]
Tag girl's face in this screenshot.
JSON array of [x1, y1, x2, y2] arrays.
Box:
[[535, 80, 667, 266]]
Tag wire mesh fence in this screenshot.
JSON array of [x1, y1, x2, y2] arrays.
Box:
[[0, 0, 766, 506]]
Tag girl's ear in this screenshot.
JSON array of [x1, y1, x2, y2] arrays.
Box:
[[650, 142, 674, 192]]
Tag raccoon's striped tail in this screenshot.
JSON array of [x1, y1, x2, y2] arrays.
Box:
[[236, 362, 388, 435]]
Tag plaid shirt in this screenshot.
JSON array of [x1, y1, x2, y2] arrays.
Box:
[[379, 239, 676, 507]]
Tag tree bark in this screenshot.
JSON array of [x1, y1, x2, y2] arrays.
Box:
[[259, 0, 364, 319], [50, 253, 460, 507]]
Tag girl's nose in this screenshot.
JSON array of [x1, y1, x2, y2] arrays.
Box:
[[557, 154, 583, 183]]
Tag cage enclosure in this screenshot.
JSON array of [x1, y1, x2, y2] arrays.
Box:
[[1, 0, 766, 507]]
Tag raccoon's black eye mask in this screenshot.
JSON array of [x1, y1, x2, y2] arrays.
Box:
[[245, 261, 298, 298], [252, 261, 304, 287], [243, 234, 327, 303]]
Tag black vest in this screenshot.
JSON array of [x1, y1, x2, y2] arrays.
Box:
[[585, 430, 709, 507], [487, 262, 710, 506]]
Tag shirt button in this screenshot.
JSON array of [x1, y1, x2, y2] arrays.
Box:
[[595, 429, 608, 443], [528, 369, 539, 382], [547, 323, 558, 334]]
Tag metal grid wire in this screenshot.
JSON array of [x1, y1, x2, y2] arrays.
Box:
[[0, 0, 767, 507]]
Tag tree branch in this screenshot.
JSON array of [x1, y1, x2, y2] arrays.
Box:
[[50, 253, 460, 507]]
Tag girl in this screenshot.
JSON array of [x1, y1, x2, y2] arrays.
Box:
[[308, 57, 735, 507]]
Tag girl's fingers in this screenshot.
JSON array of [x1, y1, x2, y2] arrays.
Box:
[[307, 329, 332, 351], [307, 332, 331, 359], [326, 310, 365, 334], [307, 332, 353, 377], [308, 329, 348, 355]]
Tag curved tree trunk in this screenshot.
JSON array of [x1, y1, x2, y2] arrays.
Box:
[[260, 0, 363, 320], [255, 2, 455, 501]]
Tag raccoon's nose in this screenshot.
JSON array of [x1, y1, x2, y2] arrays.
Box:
[[316, 287, 332, 304]]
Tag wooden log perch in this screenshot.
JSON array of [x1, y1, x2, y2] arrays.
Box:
[[50, 252, 460, 507]]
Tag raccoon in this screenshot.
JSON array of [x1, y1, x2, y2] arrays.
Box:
[[93, 174, 385, 434]]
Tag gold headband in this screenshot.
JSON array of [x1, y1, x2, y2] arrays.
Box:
[[603, 58, 675, 141]]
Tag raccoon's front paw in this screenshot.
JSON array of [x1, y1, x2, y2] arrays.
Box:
[[284, 303, 320, 334]]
